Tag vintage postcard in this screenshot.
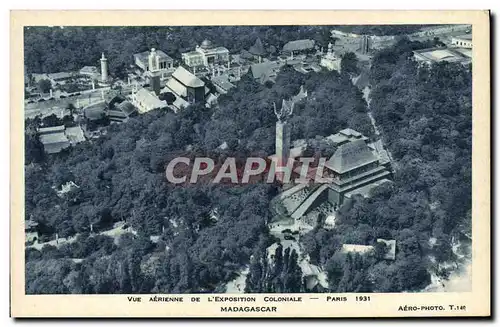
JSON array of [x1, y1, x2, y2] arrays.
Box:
[[10, 10, 490, 318]]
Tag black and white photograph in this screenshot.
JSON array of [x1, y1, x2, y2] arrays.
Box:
[[22, 22, 474, 295], [10, 10, 491, 318]]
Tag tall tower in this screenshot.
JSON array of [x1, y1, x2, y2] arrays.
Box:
[[274, 99, 294, 168], [359, 35, 371, 55], [100, 53, 108, 82], [148, 48, 158, 72], [147, 48, 161, 95]]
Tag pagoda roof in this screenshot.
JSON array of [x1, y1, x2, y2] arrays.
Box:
[[326, 139, 378, 174], [249, 37, 267, 56]]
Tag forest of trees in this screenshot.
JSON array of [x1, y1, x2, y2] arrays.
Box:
[[296, 38, 472, 292], [24, 26, 335, 78]]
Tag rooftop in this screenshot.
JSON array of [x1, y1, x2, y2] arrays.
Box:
[[65, 126, 86, 144], [250, 61, 280, 80], [47, 72, 73, 80], [39, 131, 70, 154], [326, 139, 378, 174], [249, 37, 266, 56], [172, 66, 205, 88], [200, 39, 213, 49], [80, 66, 98, 74], [453, 34, 472, 41], [83, 101, 107, 120], [283, 39, 315, 53], [38, 125, 65, 134], [135, 88, 167, 110], [115, 101, 137, 116], [341, 244, 374, 254], [165, 77, 188, 97], [414, 47, 470, 63], [212, 75, 236, 92], [39, 131, 68, 144], [134, 49, 173, 63], [172, 96, 190, 112]]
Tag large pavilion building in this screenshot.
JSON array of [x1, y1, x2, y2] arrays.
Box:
[[163, 66, 208, 112], [134, 48, 175, 78], [272, 122, 392, 227], [181, 39, 230, 68]]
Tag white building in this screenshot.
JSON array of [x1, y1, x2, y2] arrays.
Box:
[[182, 39, 230, 68], [320, 43, 341, 72], [451, 34, 472, 49], [134, 48, 175, 78], [131, 88, 167, 114]]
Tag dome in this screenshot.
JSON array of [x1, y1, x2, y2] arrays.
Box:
[[200, 39, 213, 49]]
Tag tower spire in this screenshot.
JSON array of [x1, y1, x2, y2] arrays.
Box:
[[274, 99, 293, 175], [100, 52, 108, 82]]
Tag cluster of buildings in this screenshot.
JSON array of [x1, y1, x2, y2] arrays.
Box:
[[267, 90, 396, 268], [37, 124, 86, 154], [413, 31, 473, 66], [269, 91, 393, 230]]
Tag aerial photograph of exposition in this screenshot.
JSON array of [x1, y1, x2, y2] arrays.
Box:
[[24, 24, 472, 294]]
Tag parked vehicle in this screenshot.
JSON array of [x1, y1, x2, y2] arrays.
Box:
[[284, 235, 296, 241]]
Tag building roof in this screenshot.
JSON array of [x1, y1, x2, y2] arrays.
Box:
[[339, 128, 362, 138], [39, 131, 70, 154], [172, 66, 205, 88], [65, 126, 86, 144], [172, 96, 190, 111], [38, 125, 65, 134], [341, 244, 374, 254], [116, 101, 137, 116], [40, 132, 68, 144], [135, 88, 167, 110], [43, 142, 70, 154], [47, 72, 73, 80], [283, 39, 315, 52], [240, 49, 254, 60], [182, 50, 203, 59], [326, 139, 378, 174], [213, 47, 229, 54], [83, 101, 107, 120], [166, 77, 188, 97], [326, 133, 347, 144], [249, 37, 266, 56], [453, 34, 472, 41], [134, 49, 173, 63], [200, 39, 213, 49], [211, 75, 236, 92], [250, 61, 280, 80], [291, 184, 329, 220], [414, 47, 469, 64], [80, 66, 98, 74], [454, 48, 472, 58]]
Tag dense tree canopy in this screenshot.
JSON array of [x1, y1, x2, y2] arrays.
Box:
[[301, 38, 472, 293]]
